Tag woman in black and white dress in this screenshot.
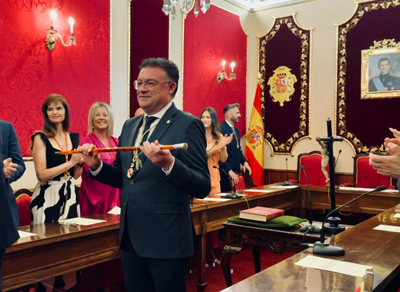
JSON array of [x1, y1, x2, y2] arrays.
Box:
[[31, 94, 83, 223], [30, 94, 83, 291]]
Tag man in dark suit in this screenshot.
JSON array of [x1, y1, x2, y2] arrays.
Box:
[[0, 120, 26, 228], [0, 127, 20, 292], [219, 103, 252, 192], [81, 58, 210, 292]]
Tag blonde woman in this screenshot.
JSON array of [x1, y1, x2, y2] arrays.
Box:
[[79, 102, 121, 216]]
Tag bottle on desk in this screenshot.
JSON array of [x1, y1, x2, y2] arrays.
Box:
[[355, 268, 373, 292], [363, 268, 374, 292]]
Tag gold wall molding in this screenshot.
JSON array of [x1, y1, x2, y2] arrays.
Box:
[[336, 0, 400, 154], [259, 13, 312, 156]]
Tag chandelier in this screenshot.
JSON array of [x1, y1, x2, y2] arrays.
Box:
[[162, 0, 211, 20]]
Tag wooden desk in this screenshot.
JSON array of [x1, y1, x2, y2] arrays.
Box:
[[2, 214, 120, 291], [220, 222, 321, 287], [4, 185, 398, 291], [191, 185, 301, 291], [221, 205, 400, 292], [306, 186, 400, 215], [3, 185, 301, 292]]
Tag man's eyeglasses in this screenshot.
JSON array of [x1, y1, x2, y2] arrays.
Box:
[[134, 80, 172, 90]]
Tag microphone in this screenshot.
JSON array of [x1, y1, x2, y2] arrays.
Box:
[[335, 149, 342, 168], [313, 185, 386, 256], [213, 166, 241, 199], [282, 158, 292, 186], [299, 165, 321, 233]]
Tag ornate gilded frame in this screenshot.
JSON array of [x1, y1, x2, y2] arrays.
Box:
[[361, 39, 400, 99], [259, 13, 312, 156], [336, 0, 400, 154]]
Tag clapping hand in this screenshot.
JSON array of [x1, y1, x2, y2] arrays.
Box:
[[3, 158, 17, 178], [389, 128, 400, 139], [369, 141, 400, 178], [220, 134, 233, 146]]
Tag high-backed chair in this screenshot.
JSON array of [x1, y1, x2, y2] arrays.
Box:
[[297, 151, 329, 187], [353, 153, 394, 189], [240, 170, 257, 189], [14, 188, 33, 226]]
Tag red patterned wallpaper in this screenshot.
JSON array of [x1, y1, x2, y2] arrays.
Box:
[[183, 5, 247, 135], [0, 0, 110, 156]]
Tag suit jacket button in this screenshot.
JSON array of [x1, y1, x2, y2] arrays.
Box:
[[129, 180, 134, 185]]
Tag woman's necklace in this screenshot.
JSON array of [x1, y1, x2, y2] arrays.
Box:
[[206, 134, 218, 162], [206, 135, 213, 144], [94, 133, 114, 159], [54, 132, 70, 179]]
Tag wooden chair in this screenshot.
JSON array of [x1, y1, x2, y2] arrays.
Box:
[[239, 170, 257, 189], [353, 153, 394, 189], [14, 188, 33, 227], [297, 151, 329, 187]]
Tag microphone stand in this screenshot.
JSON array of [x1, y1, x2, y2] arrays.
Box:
[[299, 165, 321, 233], [213, 166, 241, 199], [282, 158, 292, 186], [313, 185, 386, 256], [319, 119, 344, 235]]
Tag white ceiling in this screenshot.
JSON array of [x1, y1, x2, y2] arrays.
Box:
[[224, 0, 308, 11]]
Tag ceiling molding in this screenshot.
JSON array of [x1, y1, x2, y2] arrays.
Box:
[[224, 0, 309, 11]]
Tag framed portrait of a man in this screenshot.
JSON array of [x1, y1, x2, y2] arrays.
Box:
[[361, 39, 400, 99]]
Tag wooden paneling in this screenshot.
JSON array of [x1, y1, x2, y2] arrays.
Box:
[[263, 169, 353, 186]]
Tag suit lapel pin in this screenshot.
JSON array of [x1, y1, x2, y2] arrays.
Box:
[[166, 120, 170, 124]]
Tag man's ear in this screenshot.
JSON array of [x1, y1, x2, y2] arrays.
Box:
[[168, 82, 177, 95]]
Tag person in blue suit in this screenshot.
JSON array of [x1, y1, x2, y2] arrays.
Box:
[[0, 120, 26, 228], [80, 58, 210, 292], [219, 103, 251, 192], [0, 125, 20, 292]]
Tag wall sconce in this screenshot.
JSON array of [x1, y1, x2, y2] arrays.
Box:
[[217, 60, 236, 83], [45, 10, 76, 51]]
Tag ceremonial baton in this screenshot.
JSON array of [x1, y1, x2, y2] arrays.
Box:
[[55, 143, 188, 155]]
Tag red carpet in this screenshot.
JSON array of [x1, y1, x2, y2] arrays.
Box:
[[186, 241, 296, 292]]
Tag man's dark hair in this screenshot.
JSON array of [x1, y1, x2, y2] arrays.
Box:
[[139, 58, 179, 97], [378, 57, 391, 66], [223, 103, 240, 114]]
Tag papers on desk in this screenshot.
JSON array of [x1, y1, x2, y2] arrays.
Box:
[[213, 193, 243, 197], [59, 218, 106, 226], [242, 189, 273, 193], [18, 230, 37, 238], [295, 255, 372, 278], [270, 185, 298, 189], [374, 224, 400, 233], [197, 198, 231, 202], [108, 206, 121, 215], [339, 186, 398, 193]]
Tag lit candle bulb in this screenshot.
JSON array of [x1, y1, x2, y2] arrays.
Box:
[[221, 60, 226, 71], [230, 62, 235, 73], [68, 17, 74, 35], [50, 9, 57, 28]]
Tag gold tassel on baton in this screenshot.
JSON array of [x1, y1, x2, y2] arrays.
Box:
[[55, 143, 188, 155]]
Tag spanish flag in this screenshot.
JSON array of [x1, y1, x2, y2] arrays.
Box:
[[245, 83, 264, 186]]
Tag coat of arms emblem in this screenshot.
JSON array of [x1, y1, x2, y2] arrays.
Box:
[[267, 66, 297, 106]]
